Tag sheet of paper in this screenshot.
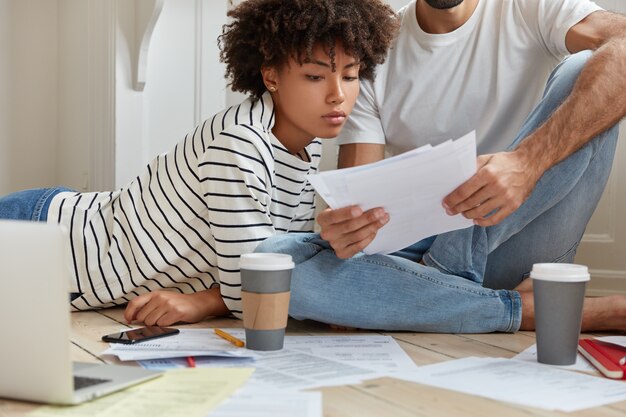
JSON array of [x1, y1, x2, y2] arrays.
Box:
[[394, 357, 626, 412], [512, 344, 596, 372], [103, 328, 252, 360], [209, 388, 322, 417], [281, 334, 418, 373], [596, 335, 626, 349], [139, 330, 391, 390], [142, 349, 382, 391], [136, 330, 419, 390], [307, 131, 476, 254], [196, 330, 416, 372], [29, 368, 254, 417]]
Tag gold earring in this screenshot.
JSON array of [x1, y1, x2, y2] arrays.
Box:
[[268, 86, 277, 92]]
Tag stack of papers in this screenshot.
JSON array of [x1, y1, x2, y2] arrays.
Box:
[[103, 329, 417, 417], [308, 131, 477, 254], [133, 330, 418, 391]]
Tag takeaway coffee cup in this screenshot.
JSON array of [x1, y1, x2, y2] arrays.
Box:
[[240, 253, 294, 351], [530, 263, 590, 365]]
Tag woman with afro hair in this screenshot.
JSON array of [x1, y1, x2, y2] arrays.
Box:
[[0, 0, 399, 325]]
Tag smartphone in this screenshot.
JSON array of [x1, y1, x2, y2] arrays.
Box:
[[101, 326, 180, 344]]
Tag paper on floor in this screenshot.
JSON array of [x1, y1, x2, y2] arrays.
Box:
[[139, 330, 416, 391], [29, 368, 254, 417], [208, 388, 322, 417], [393, 357, 626, 412], [512, 344, 596, 372], [102, 328, 252, 361]]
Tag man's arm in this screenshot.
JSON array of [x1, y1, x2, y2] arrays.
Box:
[[338, 143, 385, 168], [444, 11, 626, 226], [526, 10, 626, 177]]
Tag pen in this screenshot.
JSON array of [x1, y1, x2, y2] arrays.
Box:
[[186, 356, 196, 368], [214, 328, 245, 347]]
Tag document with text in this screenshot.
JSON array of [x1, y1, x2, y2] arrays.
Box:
[[308, 131, 477, 254], [394, 357, 626, 412], [138, 331, 414, 391]]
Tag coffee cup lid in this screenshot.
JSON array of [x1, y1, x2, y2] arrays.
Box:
[[530, 263, 590, 282], [239, 253, 294, 271]]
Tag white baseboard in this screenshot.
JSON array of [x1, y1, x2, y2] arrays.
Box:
[[586, 268, 626, 296]]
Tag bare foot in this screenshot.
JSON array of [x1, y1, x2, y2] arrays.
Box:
[[514, 278, 626, 332], [579, 295, 626, 332], [514, 279, 535, 330], [514, 277, 533, 293]]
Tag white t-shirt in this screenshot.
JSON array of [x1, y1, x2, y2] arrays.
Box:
[[337, 0, 602, 156]]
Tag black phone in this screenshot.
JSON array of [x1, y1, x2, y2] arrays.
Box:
[[101, 326, 180, 344]]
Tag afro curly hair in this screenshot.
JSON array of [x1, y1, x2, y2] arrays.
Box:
[[219, 0, 399, 98]]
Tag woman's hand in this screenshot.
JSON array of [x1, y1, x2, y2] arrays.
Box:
[[317, 205, 389, 259], [124, 287, 229, 326]]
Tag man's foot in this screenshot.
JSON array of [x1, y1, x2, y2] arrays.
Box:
[[579, 295, 626, 332], [514, 278, 535, 330], [514, 277, 626, 332], [514, 277, 533, 293]]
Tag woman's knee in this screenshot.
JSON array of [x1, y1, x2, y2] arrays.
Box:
[[255, 232, 326, 264]]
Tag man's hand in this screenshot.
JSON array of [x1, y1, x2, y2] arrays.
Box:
[[124, 288, 228, 326], [318, 206, 389, 259], [443, 150, 541, 227]]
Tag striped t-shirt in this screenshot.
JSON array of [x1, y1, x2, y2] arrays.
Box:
[[48, 92, 321, 317]]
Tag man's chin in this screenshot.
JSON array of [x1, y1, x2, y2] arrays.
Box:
[[424, 0, 464, 10]]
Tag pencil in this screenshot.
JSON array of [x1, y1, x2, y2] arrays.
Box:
[[214, 328, 245, 348], [186, 356, 196, 368]]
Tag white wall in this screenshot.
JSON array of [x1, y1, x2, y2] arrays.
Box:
[[0, 0, 59, 194], [0, 1, 12, 193], [115, 0, 228, 187], [0, 0, 229, 193], [387, 0, 411, 10], [57, 0, 90, 191]]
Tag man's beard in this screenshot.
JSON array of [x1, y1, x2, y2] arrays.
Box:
[[424, 0, 464, 10]]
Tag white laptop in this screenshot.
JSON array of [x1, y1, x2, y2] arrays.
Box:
[[0, 220, 162, 405]]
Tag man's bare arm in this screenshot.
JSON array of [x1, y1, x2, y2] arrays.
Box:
[[522, 11, 626, 177], [338, 143, 385, 168], [444, 11, 626, 226]]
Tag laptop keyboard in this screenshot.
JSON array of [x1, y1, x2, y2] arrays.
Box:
[[74, 375, 112, 390]]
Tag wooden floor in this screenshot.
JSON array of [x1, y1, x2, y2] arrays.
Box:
[[1, 307, 625, 417]]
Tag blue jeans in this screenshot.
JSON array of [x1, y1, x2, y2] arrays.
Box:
[[0, 187, 75, 221], [256, 51, 619, 333]]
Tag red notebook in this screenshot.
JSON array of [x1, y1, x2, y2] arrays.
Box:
[[578, 339, 626, 379]]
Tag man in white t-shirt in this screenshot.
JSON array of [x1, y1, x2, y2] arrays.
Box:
[[256, 0, 626, 333]]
